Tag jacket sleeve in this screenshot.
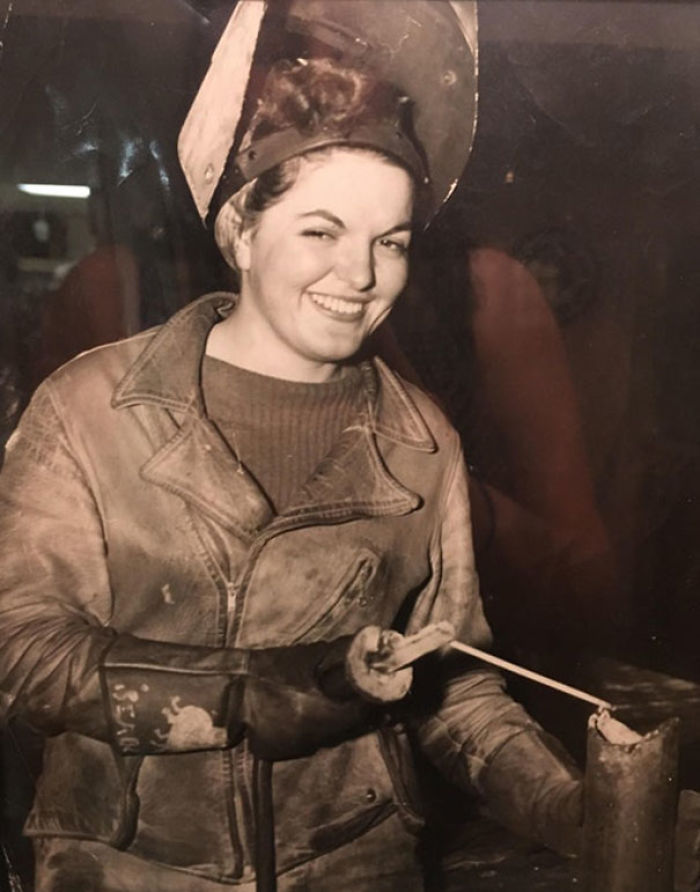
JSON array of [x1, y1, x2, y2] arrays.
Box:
[[406, 436, 544, 789], [0, 382, 242, 754], [407, 440, 583, 853]]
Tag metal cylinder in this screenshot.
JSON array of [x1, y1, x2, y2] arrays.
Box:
[[582, 711, 679, 892]]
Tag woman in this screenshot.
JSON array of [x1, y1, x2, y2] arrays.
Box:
[[0, 48, 582, 892]]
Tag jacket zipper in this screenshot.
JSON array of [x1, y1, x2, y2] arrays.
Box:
[[225, 579, 238, 618], [221, 574, 249, 878], [223, 519, 339, 874], [226, 534, 273, 646], [226, 516, 321, 646], [224, 530, 293, 880], [224, 545, 270, 877]]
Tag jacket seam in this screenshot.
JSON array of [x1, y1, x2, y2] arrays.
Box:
[[183, 508, 232, 648], [437, 429, 464, 519], [101, 663, 237, 675], [138, 465, 258, 541]]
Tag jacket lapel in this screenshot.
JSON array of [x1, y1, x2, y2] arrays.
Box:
[[113, 295, 437, 538], [262, 361, 436, 537], [140, 414, 273, 540], [115, 294, 273, 538], [263, 423, 419, 537], [370, 357, 436, 453], [113, 293, 234, 417]]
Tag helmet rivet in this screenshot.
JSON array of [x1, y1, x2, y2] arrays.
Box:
[[204, 163, 215, 183]]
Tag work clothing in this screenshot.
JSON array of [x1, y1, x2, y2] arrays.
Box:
[[0, 294, 578, 888], [33, 811, 423, 892]]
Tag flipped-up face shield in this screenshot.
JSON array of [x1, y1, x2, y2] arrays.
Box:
[[178, 0, 478, 228]]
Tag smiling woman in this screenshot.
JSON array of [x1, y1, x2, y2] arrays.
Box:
[[207, 59, 417, 381], [0, 5, 585, 892], [208, 148, 414, 380]]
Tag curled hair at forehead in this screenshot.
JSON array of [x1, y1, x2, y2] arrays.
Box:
[[248, 57, 407, 141], [214, 159, 300, 271]]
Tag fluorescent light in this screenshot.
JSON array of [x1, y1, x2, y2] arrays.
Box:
[[18, 184, 91, 199]]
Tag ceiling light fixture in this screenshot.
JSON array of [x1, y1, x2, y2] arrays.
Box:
[[17, 184, 91, 199]]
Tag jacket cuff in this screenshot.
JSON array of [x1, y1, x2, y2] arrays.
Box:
[[100, 635, 248, 755]]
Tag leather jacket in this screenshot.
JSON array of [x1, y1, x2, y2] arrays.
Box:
[[0, 294, 539, 884]]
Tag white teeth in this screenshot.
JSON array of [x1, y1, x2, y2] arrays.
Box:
[[308, 292, 364, 316]]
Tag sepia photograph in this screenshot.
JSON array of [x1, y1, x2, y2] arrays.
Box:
[[1, 1, 700, 889]]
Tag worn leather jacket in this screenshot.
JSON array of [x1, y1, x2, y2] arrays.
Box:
[[0, 294, 542, 884]]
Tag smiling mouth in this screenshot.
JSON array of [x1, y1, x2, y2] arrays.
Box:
[[307, 291, 367, 318]]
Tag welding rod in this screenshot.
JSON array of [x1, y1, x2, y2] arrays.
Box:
[[448, 640, 612, 710], [366, 621, 612, 711]]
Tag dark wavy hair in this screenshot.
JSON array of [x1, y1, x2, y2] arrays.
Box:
[[250, 56, 404, 139], [215, 58, 417, 264]]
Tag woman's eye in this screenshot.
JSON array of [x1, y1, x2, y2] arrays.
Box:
[[301, 229, 335, 241], [377, 238, 409, 256]]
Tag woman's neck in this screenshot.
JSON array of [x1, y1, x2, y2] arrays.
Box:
[[205, 305, 344, 383]]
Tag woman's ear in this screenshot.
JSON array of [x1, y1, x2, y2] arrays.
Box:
[[214, 200, 252, 272]]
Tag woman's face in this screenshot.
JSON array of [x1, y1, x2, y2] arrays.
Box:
[[233, 149, 414, 380]]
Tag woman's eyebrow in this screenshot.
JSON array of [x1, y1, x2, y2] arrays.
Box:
[[299, 211, 412, 237], [298, 210, 345, 228], [382, 222, 412, 236]]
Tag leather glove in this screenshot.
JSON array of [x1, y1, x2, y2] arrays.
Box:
[[231, 637, 376, 760], [100, 630, 406, 759], [478, 727, 583, 857]]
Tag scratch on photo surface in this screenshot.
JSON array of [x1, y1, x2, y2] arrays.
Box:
[[0, 1, 14, 66], [174, 0, 209, 24], [393, 16, 421, 56], [73, 100, 98, 137], [2, 839, 23, 892]]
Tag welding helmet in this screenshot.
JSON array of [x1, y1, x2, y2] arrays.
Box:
[[178, 0, 477, 227]]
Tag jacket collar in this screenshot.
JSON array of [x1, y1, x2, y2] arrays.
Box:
[[113, 293, 231, 417], [114, 293, 436, 452], [113, 294, 436, 538]]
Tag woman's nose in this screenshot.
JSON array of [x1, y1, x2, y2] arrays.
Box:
[[335, 242, 375, 292]]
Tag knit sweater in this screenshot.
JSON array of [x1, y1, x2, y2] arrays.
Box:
[[201, 356, 364, 513]]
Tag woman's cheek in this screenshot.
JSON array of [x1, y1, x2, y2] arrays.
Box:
[[292, 245, 335, 284], [380, 257, 409, 301]]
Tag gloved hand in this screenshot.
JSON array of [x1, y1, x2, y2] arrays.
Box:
[[100, 628, 410, 759], [231, 637, 375, 760], [238, 627, 415, 759]]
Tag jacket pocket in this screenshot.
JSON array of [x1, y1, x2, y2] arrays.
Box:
[[309, 801, 396, 853], [126, 749, 240, 877], [291, 547, 384, 643], [24, 734, 142, 847], [271, 733, 400, 874]]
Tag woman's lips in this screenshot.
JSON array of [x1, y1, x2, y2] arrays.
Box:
[[307, 291, 367, 320]]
